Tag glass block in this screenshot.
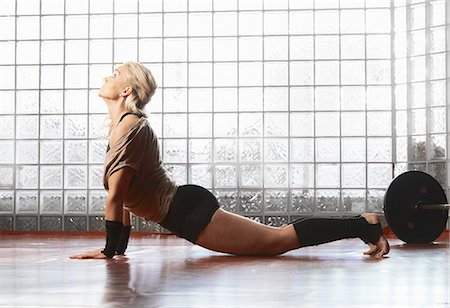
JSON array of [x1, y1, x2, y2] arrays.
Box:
[[89, 216, 105, 231], [341, 112, 365, 136], [430, 53, 446, 80], [189, 13, 212, 36], [367, 189, 384, 213], [64, 190, 87, 213], [410, 56, 426, 82], [290, 113, 314, 137], [368, 138, 392, 162], [315, 10, 338, 34], [410, 81, 425, 107], [315, 61, 339, 85], [0, 216, 13, 231], [430, 80, 446, 107], [410, 109, 426, 135], [408, 163, 426, 173], [89, 165, 103, 189], [239, 87, 263, 112], [0, 140, 14, 164], [65, 140, 87, 164], [189, 139, 212, 163], [291, 164, 314, 188], [291, 189, 314, 212], [66, 15, 89, 39], [165, 165, 187, 185], [394, 163, 407, 177], [367, 112, 391, 136], [189, 165, 212, 188], [64, 166, 87, 189], [315, 87, 339, 111], [316, 164, 340, 188], [164, 88, 187, 112], [290, 87, 313, 111], [342, 164, 366, 188], [239, 11, 262, 35], [65, 40, 89, 63], [164, 114, 188, 138], [239, 62, 262, 86], [138, 218, 164, 232], [394, 34, 407, 60], [240, 165, 263, 188], [264, 88, 288, 112], [65, 65, 88, 89], [340, 10, 364, 33], [39, 166, 63, 189], [90, 39, 113, 63], [239, 37, 263, 61], [40, 65, 63, 89], [265, 139, 288, 162], [265, 164, 288, 188], [316, 190, 340, 212], [289, 36, 312, 61], [64, 216, 87, 232], [163, 63, 188, 87], [16, 190, 38, 213], [17, 16, 40, 40], [0, 66, 15, 89], [428, 162, 446, 187], [16, 141, 38, 164], [410, 30, 425, 56], [114, 14, 137, 37], [89, 115, 108, 139], [189, 63, 212, 87], [16, 166, 38, 189], [290, 61, 314, 85], [315, 113, 339, 137], [342, 190, 366, 212], [430, 0, 445, 26], [0, 91, 15, 113], [40, 190, 62, 214], [240, 190, 263, 213], [40, 216, 62, 232], [164, 13, 187, 37], [366, 9, 390, 33], [265, 216, 288, 227], [189, 114, 212, 137], [315, 35, 339, 59], [40, 140, 63, 164], [367, 164, 392, 189], [215, 190, 237, 213], [341, 86, 365, 111], [0, 17, 15, 40], [66, 0, 89, 13], [16, 116, 38, 139], [188, 38, 212, 62], [214, 139, 237, 163], [139, 14, 162, 37], [42, 16, 64, 39], [395, 84, 407, 110], [16, 41, 40, 65], [214, 88, 237, 112], [341, 61, 365, 85], [16, 90, 38, 114], [396, 137, 407, 162], [264, 11, 288, 35], [239, 113, 262, 137], [341, 35, 365, 59], [164, 38, 187, 62], [164, 139, 187, 163], [366, 34, 391, 59], [367, 60, 390, 84], [0, 191, 13, 213], [316, 138, 340, 162], [240, 139, 262, 162], [215, 165, 237, 188], [139, 38, 162, 62], [342, 138, 366, 162], [40, 91, 63, 114], [367, 86, 391, 111], [89, 190, 107, 214], [0, 166, 14, 189], [408, 136, 426, 161], [89, 65, 111, 91], [189, 89, 212, 113], [0, 116, 14, 139], [264, 36, 288, 61], [430, 135, 446, 160], [214, 12, 237, 36], [16, 216, 38, 231], [291, 138, 314, 162]]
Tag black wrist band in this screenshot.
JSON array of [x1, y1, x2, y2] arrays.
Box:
[[102, 220, 123, 258], [115, 225, 132, 255]]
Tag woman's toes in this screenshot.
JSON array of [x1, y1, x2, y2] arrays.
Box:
[[363, 243, 378, 255]]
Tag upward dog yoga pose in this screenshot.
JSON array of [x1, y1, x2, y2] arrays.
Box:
[[70, 62, 390, 260]]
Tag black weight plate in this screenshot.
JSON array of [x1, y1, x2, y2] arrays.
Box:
[[384, 171, 448, 243]]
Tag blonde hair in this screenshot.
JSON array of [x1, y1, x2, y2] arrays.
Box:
[[105, 61, 157, 138]]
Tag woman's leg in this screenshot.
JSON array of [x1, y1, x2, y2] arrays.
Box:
[[195, 209, 390, 257]]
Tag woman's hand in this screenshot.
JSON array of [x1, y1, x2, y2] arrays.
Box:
[[70, 248, 108, 259]]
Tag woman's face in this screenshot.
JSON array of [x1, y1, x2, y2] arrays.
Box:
[[98, 65, 130, 100]]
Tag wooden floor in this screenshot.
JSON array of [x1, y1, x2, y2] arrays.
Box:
[[1, 232, 449, 308]]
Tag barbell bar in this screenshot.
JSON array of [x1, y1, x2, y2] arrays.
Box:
[[383, 170, 449, 243]]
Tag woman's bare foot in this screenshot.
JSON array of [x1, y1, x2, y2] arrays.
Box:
[[361, 213, 390, 259]]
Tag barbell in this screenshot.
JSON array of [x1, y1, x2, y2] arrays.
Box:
[[383, 170, 449, 243]]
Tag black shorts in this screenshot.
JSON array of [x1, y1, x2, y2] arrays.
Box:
[[159, 185, 220, 243]]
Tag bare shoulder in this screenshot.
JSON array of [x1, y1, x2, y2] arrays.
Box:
[[110, 114, 141, 147]]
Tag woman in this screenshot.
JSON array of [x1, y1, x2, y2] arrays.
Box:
[[70, 62, 390, 260]]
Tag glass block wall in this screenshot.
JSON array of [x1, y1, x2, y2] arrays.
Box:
[[0, 0, 448, 232]]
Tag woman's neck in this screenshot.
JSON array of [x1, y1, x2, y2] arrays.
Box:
[[104, 99, 127, 126]]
